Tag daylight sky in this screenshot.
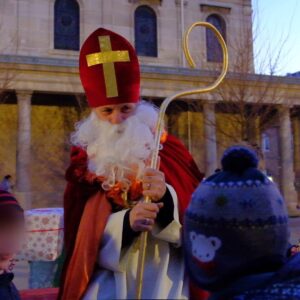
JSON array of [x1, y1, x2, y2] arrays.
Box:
[[252, 0, 300, 75]]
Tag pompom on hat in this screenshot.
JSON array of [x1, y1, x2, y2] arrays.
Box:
[[221, 146, 259, 173], [184, 145, 290, 291], [79, 28, 140, 108]]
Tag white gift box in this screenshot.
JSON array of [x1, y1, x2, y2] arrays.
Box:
[[17, 208, 64, 262]]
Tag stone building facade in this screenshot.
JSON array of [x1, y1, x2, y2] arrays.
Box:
[[0, 0, 299, 215]]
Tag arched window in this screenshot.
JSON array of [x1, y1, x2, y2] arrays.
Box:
[[134, 6, 157, 57], [262, 133, 271, 152], [54, 0, 80, 51], [206, 14, 226, 62]]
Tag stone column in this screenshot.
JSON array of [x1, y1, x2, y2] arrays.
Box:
[[16, 90, 32, 209], [203, 102, 218, 176], [292, 116, 300, 207], [292, 116, 300, 171], [246, 115, 260, 145], [279, 105, 299, 215]]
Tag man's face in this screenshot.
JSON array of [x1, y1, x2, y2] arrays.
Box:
[[94, 103, 137, 125]]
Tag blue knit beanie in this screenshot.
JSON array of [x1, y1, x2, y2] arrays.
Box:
[[184, 146, 290, 291]]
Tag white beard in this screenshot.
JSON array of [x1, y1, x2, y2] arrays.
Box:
[[70, 101, 160, 191]]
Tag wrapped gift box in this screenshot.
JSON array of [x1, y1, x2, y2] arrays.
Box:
[[17, 208, 64, 262], [20, 288, 59, 300]]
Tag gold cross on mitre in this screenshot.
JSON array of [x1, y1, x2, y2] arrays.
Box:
[[86, 35, 130, 98]]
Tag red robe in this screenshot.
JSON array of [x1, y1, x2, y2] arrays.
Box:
[[59, 134, 208, 300]]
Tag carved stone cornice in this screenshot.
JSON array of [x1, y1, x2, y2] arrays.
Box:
[[200, 4, 231, 14], [128, 0, 162, 5], [175, 0, 188, 7]]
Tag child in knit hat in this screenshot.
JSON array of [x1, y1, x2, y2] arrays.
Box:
[[184, 145, 300, 300], [0, 190, 24, 300]]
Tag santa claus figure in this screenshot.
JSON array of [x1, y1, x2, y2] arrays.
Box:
[[59, 28, 207, 300]]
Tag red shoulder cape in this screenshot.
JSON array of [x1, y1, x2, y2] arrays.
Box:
[[59, 134, 208, 300]]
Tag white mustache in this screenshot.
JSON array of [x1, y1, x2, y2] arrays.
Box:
[[70, 102, 160, 187]]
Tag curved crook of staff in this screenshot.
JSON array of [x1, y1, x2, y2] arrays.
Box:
[[136, 21, 229, 299]]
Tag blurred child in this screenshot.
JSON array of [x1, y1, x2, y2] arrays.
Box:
[[0, 175, 14, 193], [0, 190, 24, 300], [184, 145, 300, 300]]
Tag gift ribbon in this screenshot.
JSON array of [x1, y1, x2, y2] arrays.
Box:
[[27, 228, 64, 233]]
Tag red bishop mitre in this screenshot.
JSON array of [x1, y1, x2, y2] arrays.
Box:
[[79, 28, 140, 107]]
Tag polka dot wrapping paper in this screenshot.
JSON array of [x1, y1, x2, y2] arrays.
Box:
[[17, 208, 64, 262]]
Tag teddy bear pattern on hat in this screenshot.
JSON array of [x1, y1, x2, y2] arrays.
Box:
[[183, 146, 290, 292]]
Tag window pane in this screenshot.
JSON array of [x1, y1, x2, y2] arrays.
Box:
[[54, 0, 80, 51], [262, 133, 271, 152], [206, 14, 226, 62], [135, 6, 157, 57]]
